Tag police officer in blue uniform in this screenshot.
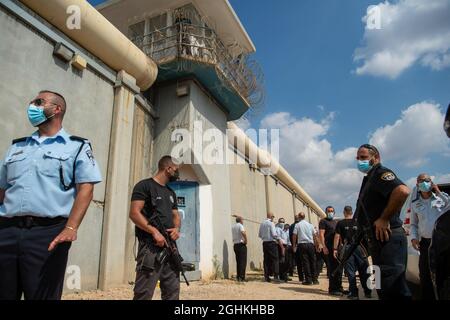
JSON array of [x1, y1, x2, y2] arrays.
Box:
[[0, 90, 102, 300], [355, 144, 411, 300]]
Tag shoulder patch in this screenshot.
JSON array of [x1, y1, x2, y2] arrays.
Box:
[[12, 137, 27, 145], [85, 149, 95, 165], [381, 172, 396, 181]]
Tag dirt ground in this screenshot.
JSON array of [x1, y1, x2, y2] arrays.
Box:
[[63, 271, 377, 300]]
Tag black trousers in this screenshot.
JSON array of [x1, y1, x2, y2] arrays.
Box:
[[325, 248, 342, 292], [263, 241, 279, 279], [315, 251, 324, 279], [278, 245, 289, 280], [345, 245, 371, 296], [295, 247, 304, 281], [371, 227, 411, 300], [0, 220, 70, 300], [419, 238, 435, 300], [233, 243, 247, 280], [287, 246, 295, 276], [299, 243, 317, 283], [133, 240, 180, 300]]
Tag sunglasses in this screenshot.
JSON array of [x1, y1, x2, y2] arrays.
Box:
[[30, 98, 58, 107], [360, 144, 379, 154]]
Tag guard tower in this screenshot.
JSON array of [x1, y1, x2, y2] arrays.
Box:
[[99, 0, 262, 281]]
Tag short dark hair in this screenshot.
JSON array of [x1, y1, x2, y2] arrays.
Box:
[[325, 206, 335, 212], [39, 90, 66, 109], [158, 155, 177, 171], [344, 206, 353, 215], [359, 144, 380, 157]]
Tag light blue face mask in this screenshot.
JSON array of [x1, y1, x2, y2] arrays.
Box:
[[357, 160, 373, 173], [418, 181, 432, 193], [27, 104, 54, 127]]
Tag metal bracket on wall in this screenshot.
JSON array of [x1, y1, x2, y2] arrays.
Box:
[[0, 0, 117, 84]]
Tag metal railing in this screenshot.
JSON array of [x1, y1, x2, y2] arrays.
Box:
[[131, 22, 260, 103]]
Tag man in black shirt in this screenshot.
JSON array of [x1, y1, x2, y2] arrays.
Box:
[[333, 206, 371, 300], [319, 206, 343, 296], [129, 156, 181, 300], [355, 144, 411, 300]]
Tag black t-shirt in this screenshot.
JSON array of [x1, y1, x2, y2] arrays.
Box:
[[335, 219, 359, 244], [356, 163, 404, 229], [319, 218, 337, 249], [131, 178, 178, 240], [289, 221, 299, 245]]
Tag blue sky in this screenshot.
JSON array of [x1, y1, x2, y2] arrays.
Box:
[[91, 0, 450, 213]]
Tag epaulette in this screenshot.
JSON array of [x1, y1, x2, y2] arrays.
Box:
[[69, 135, 88, 142], [12, 137, 28, 145], [70, 135, 93, 151]]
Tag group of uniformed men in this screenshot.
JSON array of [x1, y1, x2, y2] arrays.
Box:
[[0, 91, 449, 301], [233, 125, 450, 300]]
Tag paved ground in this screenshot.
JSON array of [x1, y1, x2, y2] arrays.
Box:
[[63, 271, 377, 300]]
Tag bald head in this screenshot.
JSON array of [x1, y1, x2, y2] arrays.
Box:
[[298, 212, 306, 220], [267, 212, 275, 220]]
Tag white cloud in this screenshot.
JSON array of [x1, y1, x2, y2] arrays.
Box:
[[354, 0, 450, 78], [434, 173, 450, 184], [260, 112, 363, 215], [259, 101, 449, 217], [369, 102, 450, 167]]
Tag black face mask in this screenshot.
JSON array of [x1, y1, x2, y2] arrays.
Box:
[[169, 169, 180, 182]]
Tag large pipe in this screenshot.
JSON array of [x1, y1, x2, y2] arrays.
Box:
[[19, 0, 158, 90], [228, 122, 326, 218]]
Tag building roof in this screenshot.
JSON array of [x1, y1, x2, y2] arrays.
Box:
[[97, 0, 256, 54]]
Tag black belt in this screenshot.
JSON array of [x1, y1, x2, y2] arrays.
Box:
[[0, 216, 67, 229]]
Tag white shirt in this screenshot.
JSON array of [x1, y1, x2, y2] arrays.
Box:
[[280, 228, 292, 246], [232, 223, 246, 244], [410, 192, 450, 240], [293, 220, 316, 244], [258, 219, 278, 242]]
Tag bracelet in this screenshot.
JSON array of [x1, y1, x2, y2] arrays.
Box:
[[65, 226, 77, 232]]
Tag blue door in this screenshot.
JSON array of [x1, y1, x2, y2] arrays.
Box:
[[168, 181, 200, 265]]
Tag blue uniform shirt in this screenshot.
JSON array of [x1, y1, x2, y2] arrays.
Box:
[[0, 128, 102, 218]]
